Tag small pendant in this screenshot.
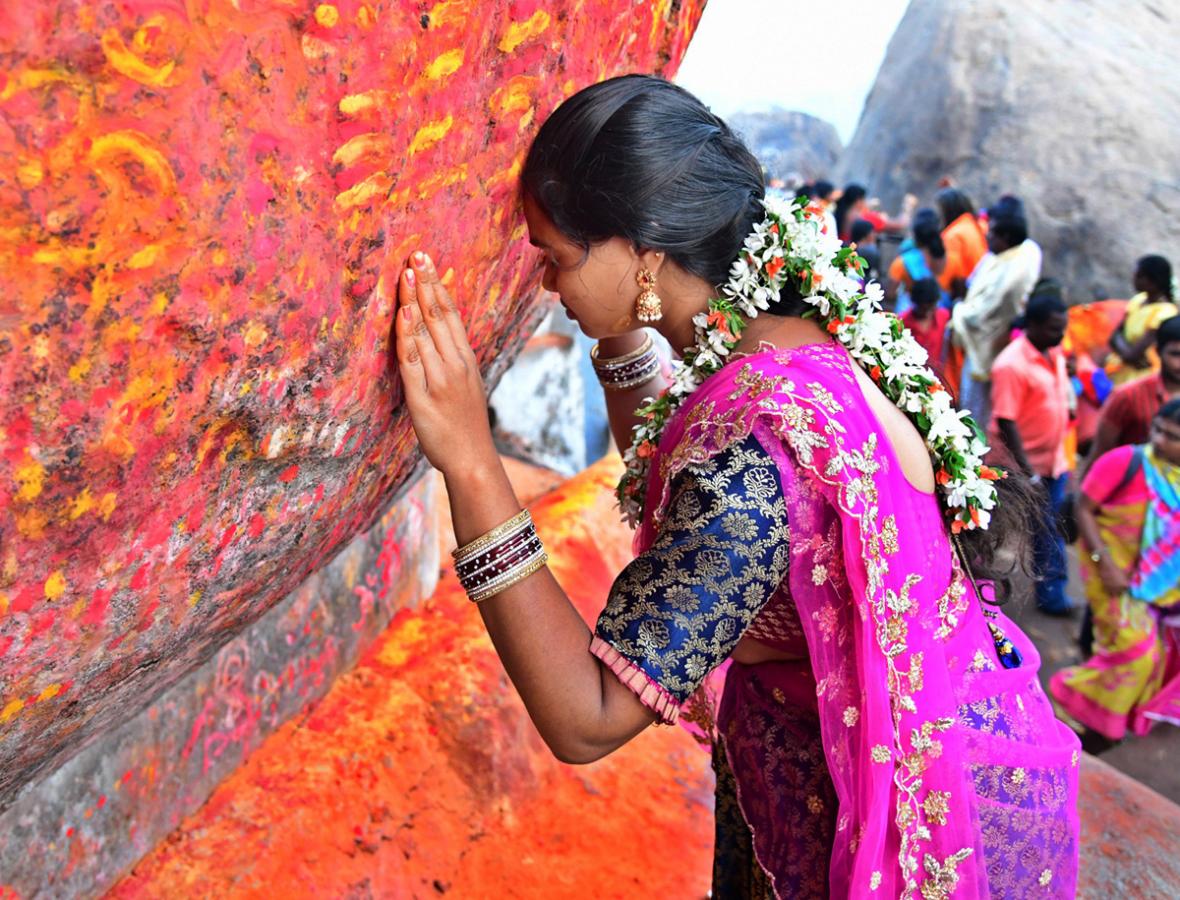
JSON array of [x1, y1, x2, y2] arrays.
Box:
[[986, 621, 1024, 669]]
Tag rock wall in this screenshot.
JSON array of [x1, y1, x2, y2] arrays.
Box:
[[0, 0, 703, 810], [837, 0, 1180, 299], [729, 109, 842, 183], [0, 476, 438, 896]]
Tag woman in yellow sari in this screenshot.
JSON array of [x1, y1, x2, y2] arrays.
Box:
[[1051, 398, 1180, 740], [1107, 255, 1178, 386]]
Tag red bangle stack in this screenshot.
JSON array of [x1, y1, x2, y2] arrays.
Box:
[[591, 335, 661, 392], [453, 510, 548, 603]]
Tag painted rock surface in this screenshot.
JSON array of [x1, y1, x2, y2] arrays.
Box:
[[108, 457, 716, 899], [0, 0, 703, 804]]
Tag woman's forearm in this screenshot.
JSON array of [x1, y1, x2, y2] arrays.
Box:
[[595, 332, 672, 453], [1110, 323, 1137, 363], [1075, 498, 1107, 558], [442, 457, 655, 763]]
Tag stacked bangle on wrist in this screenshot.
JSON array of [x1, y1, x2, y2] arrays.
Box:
[[590, 335, 661, 392], [453, 509, 548, 603]]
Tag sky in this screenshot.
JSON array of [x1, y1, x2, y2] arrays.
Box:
[[675, 0, 912, 144]]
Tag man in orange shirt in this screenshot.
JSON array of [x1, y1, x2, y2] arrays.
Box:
[[989, 283, 1074, 614]]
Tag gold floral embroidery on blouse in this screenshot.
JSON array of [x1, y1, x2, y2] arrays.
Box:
[[596, 433, 790, 703]]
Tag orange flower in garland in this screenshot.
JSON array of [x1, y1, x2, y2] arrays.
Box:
[[827, 315, 856, 334], [706, 310, 734, 340]]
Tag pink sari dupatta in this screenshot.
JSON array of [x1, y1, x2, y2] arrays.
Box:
[[636, 342, 1080, 898]]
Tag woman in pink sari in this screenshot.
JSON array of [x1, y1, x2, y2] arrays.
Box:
[[391, 76, 1079, 897], [1051, 398, 1180, 740]]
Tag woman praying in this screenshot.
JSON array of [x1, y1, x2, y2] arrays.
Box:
[[392, 76, 1079, 898]]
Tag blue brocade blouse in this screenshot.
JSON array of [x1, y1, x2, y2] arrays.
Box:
[[592, 433, 792, 713]]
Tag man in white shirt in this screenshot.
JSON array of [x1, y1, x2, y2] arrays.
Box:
[[951, 196, 1043, 429]]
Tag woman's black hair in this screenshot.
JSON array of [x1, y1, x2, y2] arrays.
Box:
[[833, 183, 867, 239], [911, 207, 946, 259], [522, 74, 805, 314], [1158, 396, 1180, 425], [935, 187, 976, 229], [1137, 254, 1174, 298], [522, 75, 761, 290]]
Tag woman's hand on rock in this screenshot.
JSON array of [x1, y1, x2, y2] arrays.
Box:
[[394, 251, 496, 477]]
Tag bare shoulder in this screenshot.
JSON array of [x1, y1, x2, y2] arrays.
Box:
[[737, 316, 829, 353]]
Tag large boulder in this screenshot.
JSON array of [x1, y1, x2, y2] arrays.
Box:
[[837, 0, 1180, 299], [0, 0, 703, 807], [729, 109, 842, 182]]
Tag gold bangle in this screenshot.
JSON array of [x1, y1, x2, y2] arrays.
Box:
[[452, 510, 531, 564], [590, 335, 654, 368]]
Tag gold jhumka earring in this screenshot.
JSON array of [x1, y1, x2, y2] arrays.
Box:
[[635, 268, 662, 322]]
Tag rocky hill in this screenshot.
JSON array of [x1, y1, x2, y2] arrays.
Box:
[[729, 109, 843, 182], [837, 0, 1180, 299]]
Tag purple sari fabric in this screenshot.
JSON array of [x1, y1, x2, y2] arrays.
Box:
[[637, 341, 1080, 899]]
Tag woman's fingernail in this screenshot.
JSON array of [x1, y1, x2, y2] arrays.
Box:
[[413, 251, 426, 266], [405, 268, 415, 285], [401, 306, 412, 322]]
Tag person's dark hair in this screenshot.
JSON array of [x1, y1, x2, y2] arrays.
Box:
[[849, 218, 875, 245], [988, 194, 1029, 247], [911, 207, 946, 259], [812, 179, 835, 201], [961, 473, 1048, 603], [1137, 254, 1174, 298], [910, 277, 941, 309], [834, 183, 867, 238], [522, 75, 761, 292], [794, 183, 813, 200], [989, 214, 1028, 248], [988, 194, 1025, 218], [1024, 279, 1067, 323], [1156, 314, 1180, 349], [935, 187, 976, 229], [1158, 396, 1180, 426], [522, 74, 805, 314]]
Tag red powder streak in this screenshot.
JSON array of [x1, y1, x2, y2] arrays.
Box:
[[247, 514, 266, 539], [29, 610, 57, 640], [82, 589, 112, 628], [278, 464, 299, 483]]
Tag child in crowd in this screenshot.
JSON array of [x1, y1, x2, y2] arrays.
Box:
[[901, 277, 950, 379]]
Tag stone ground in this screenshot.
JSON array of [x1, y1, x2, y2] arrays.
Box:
[[1010, 547, 1180, 804]]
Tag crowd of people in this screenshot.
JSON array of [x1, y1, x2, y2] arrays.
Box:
[[797, 177, 1180, 748]]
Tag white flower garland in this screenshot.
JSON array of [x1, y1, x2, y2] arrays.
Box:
[[618, 195, 1002, 533]]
